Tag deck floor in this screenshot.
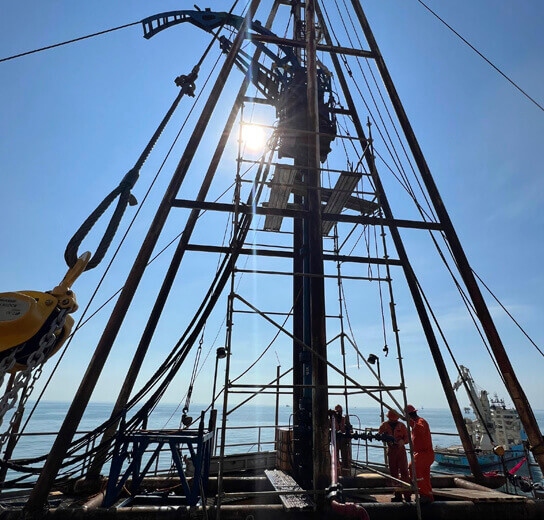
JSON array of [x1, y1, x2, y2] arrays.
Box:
[[434, 487, 526, 502]]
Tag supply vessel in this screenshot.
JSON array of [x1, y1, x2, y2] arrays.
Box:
[[435, 366, 526, 468]]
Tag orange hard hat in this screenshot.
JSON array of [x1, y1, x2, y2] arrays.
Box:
[[405, 404, 417, 414], [387, 409, 400, 420]]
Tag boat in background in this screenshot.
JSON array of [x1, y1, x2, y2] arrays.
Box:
[[435, 366, 526, 468]]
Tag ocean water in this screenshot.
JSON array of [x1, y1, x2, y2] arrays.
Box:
[[6, 402, 544, 487]]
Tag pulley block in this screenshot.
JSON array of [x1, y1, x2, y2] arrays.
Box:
[[0, 252, 90, 373], [0, 291, 74, 372]]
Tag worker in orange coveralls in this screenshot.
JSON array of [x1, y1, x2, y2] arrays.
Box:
[[406, 404, 435, 504], [378, 409, 411, 502], [329, 404, 352, 475]]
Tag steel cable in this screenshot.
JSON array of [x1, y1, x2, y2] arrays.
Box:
[[472, 270, 544, 359], [17, 51, 225, 441], [340, 0, 438, 221], [0, 22, 140, 64], [416, 0, 544, 112]]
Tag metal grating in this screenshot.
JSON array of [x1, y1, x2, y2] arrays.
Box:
[[322, 170, 366, 235], [264, 469, 314, 510]]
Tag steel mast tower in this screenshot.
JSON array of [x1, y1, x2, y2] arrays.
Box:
[[20, 0, 544, 514]]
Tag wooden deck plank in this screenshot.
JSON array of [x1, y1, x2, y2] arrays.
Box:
[[434, 487, 526, 502]]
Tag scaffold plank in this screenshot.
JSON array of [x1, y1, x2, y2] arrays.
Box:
[[264, 165, 297, 231], [434, 488, 526, 502], [264, 469, 314, 510], [322, 170, 370, 235]]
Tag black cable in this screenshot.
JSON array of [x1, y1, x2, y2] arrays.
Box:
[[334, 0, 408, 188], [472, 269, 544, 359], [6, 7, 239, 270], [329, 1, 540, 380], [414, 276, 497, 445], [341, 0, 438, 221], [326, 1, 418, 207], [64, 147, 274, 472], [17, 51, 224, 439], [0, 21, 140, 63], [416, 0, 544, 112], [19, 111, 256, 445], [64, 72, 196, 271], [325, 3, 439, 227], [183, 328, 205, 415], [3, 2, 259, 479]]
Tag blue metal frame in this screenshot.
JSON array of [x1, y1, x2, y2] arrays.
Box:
[[102, 421, 213, 508], [141, 9, 299, 68]]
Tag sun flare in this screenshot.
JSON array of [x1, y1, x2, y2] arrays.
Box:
[[241, 124, 267, 152]]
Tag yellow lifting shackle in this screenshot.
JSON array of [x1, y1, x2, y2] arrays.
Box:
[[0, 252, 91, 372]]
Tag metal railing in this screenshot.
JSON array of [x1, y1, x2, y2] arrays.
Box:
[[213, 423, 289, 455], [349, 425, 463, 470], [2, 423, 471, 485]]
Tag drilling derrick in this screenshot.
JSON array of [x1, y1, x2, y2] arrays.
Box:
[[2, 2, 542, 519]]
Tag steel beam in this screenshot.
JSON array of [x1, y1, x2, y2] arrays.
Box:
[[185, 243, 402, 266], [246, 33, 373, 58], [327, 213, 441, 230], [83, 1, 281, 481], [172, 198, 306, 218], [290, 2, 306, 483], [24, 1, 264, 513], [243, 96, 274, 105], [316, 0, 483, 481], [351, 0, 544, 475], [306, 0, 329, 495], [172, 198, 441, 230], [234, 268, 389, 281]]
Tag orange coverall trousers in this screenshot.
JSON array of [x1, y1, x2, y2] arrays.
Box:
[[409, 450, 435, 500], [388, 446, 410, 499]]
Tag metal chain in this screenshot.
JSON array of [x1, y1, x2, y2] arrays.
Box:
[[0, 309, 69, 453], [0, 346, 23, 390]]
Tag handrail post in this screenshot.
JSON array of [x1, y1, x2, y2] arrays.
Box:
[[274, 365, 280, 450]]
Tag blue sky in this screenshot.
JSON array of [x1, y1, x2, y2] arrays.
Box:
[[1, 0, 543, 424]]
